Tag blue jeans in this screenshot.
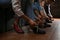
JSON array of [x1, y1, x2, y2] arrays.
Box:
[[20, 5, 36, 26]]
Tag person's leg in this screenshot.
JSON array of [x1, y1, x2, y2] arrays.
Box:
[[26, 6, 46, 34], [13, 11, 46, 34], [43, 18, 51, 28], [13, 15, 24, 33], [34, 9, 45, 28], [13, 14, 35, 33]]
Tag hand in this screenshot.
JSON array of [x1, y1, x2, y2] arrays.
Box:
[[41, 16, 45, 20], [46, 16, 50, 19], [29, 20, 37, 26], [35, 17, 44, 24], [38, 15, 42, 19]]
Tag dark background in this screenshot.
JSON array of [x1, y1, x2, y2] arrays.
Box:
[[0, 0, 60, 33], [51, 0, 60, 18]]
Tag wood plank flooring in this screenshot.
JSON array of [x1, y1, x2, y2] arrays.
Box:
[[0, 19, 60, 40]]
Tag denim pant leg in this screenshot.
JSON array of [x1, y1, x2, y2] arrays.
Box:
[[19, 18, 27, 26], [19, 7, 37, 26], [14, 15, 26, 27], [26, 6, 36, 21]]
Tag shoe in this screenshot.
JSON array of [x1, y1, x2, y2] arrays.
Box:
[[47, 20, 52, 23], [46, 19, 52, 23], [44, 24, 51, 28], [48, 21, 52, 23], [13, 23, 24, 33], [38, 25, 44, 28], [31, 27, 46, 34]]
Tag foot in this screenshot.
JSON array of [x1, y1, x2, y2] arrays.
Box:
[[44, 24, 51, 28], [46, 19, 52, 23], [13, 23, 24, 33], [48, 21, 52, 23], [31, 27, 46, 34], [51, 18, 54, 21], [47, 20, 52, 23]]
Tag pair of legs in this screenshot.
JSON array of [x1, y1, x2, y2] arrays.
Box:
[[13, 7, 46, 34], [13, 14, 46, 34]]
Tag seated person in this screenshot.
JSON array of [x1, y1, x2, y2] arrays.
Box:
[[34, 0, 51, 27], [12, 0, 37, 33], [12, 0, 45, 34], [32, 0, 45, 28], [26, 0, 46, 34]]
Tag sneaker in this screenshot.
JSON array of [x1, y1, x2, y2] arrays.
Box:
[[44, 24, 51, 28], [22, 26, 29, 34], [31, 27, 46, 34], [13, 23, 24, 33], [46, 20, 52, 23]]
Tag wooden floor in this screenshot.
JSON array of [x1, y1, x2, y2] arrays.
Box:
[[0, 19, 60, 40]]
